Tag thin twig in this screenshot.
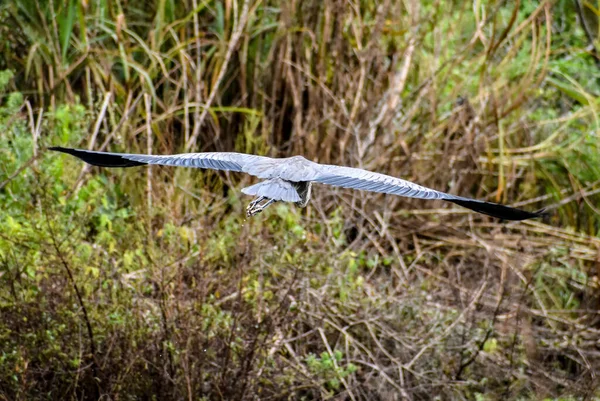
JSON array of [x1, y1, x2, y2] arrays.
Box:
[[0, 154, 41, 190], [70, 92, 112, 195], [44, 207, 100, 388], [87, 92, 112, 150], [405, 279, 487, 370], [186, 0, 251, 150], [317, 328, 358, 401], [145, 93, 153, 235]]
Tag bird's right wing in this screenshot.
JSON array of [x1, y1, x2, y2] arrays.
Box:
[[312, 163, 545, 221], [49, 147, 272, 174]]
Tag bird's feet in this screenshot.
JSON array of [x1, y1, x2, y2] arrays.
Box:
[[246, 196, 276, 217]]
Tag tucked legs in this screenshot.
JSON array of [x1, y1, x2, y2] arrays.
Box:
[[246, 196, 277, 217]]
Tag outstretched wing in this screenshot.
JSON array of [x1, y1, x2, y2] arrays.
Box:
[[312, 164, 545, 221], [49, 147, 271, 174]]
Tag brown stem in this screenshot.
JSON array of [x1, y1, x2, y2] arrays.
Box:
[[44, 209, 100, 390]]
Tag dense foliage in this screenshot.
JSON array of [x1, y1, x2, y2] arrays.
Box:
[[1, 0, 599, 399]]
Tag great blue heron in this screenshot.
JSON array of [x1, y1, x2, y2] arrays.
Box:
[[49, 147, 545, 220]]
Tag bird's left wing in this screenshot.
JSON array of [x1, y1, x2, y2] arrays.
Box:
[[49, 147, 272, 174], [312, 163, 545, 221]]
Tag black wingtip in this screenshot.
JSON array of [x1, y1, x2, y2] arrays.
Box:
[[48, 146, 146, 168], [446, 199, 547, 221]]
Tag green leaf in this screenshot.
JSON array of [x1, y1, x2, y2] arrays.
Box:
[[545, 76, 594, 106], [59, 0, 76, 63], [0, 70, 14, 92]]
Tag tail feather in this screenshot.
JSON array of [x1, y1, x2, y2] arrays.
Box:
[[241, 179, 301, 202]]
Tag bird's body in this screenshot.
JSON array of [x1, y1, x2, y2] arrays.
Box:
[[49, 147, 545, 220]]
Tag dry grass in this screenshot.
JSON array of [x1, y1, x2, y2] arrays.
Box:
[[1, 0, 600, 399]]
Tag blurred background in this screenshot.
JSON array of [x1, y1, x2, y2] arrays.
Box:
[[1, 0, 599, 399]]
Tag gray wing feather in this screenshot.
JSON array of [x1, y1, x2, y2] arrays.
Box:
[[106, 152, 262, 172], [311, 163, 545, 221], [313, 164, 449, 200], [49, 147, 272, 174]]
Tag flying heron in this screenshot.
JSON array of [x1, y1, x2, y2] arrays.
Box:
[[49, 147, 545, 220]]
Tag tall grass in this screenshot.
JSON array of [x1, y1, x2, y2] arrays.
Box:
[[1, 0, 600, 399]]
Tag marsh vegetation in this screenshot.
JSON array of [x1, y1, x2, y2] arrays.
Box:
[[1, 0, 599, 399]]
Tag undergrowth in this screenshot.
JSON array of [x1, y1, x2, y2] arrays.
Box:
[[1, 0, 600, 400]]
